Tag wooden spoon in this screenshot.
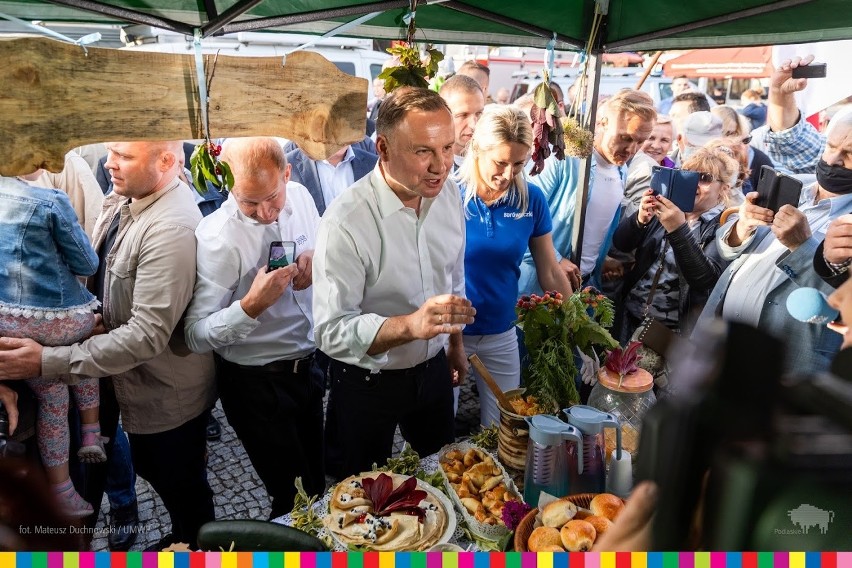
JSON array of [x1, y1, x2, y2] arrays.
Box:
[[468, 354, 515, 411]]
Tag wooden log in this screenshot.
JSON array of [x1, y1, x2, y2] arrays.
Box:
[[0, 37, 367, 176]]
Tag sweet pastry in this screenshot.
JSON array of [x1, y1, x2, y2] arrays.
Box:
[[541, 499, 578, 528], [590, 493, 624, 522], [584, 514, 614, 536], [440, 445, 520, 528], [560, 519, 596, 552], [528, 526, 563, 552]]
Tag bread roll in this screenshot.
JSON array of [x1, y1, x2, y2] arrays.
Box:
[[538, 544, 566, 552], [584, 514, 614, 537], [590, 493, 624, 522], [528, 526, 562, 552], [541, 499, 578, 528], [560, 520, 596, 552], [573, 509, 593, 520]]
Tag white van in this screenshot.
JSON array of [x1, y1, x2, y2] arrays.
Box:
[[120, 26, 388, 96], [509, 68, 672, 108]]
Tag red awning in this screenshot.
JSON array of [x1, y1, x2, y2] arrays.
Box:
[[663, 46, 773, 78]]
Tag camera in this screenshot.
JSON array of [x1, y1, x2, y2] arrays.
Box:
[[636, 321, 852, 549], [0, 400, 25, 458]]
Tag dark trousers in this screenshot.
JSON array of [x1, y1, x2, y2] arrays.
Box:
[[327, 350, 455, 477], [127, 409, 214, 548], [216, 353, 326, 519], [78, 380, 213, 547]]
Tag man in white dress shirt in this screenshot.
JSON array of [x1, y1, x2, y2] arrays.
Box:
[[313, 87, 476, 476], [184, 137, 324, 517]]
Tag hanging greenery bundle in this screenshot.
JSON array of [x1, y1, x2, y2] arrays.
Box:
[[378, 43, 443, 92]]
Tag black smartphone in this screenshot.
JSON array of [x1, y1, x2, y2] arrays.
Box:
[[755, 165, 802, 213], [791, 62, 827, 78], [650, 166, 700, 213], [267, 241, 296, 271]]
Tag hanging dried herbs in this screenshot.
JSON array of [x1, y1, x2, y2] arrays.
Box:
[[528, 73, 565, 176]]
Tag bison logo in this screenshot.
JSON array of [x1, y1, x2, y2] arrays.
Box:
[[788, 504, 834, 534]]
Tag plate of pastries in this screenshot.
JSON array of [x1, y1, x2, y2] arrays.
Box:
[[438, 442, 523, 541], [514, 492, 625, 552]]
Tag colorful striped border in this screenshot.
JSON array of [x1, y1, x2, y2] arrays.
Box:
[[0, 553, 848, 568]]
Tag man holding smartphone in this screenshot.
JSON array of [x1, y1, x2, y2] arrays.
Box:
[[184, 137, 324, 517]]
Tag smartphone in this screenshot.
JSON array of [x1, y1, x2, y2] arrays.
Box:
[[755, 165, 802, 213], [267, 241, 296, 271], [650, 166, 700, 213], [791, 62, 827, 79]]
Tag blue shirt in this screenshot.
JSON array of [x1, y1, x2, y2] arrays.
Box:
[[0, 177, 98, 313], [463, 182, 552, 335]]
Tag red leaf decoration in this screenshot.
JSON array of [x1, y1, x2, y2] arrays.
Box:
[[604, 341, 644, 383], [362, 473, 428, 522]]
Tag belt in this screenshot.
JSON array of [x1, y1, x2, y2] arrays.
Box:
[[222, 353, 315, 375], [371, 351, 447, 378]]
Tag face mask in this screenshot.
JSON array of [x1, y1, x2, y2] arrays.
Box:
[[816, 159, 852, 195]]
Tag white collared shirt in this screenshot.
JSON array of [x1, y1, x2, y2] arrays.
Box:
[[313, 165, 466, 370], [184, 182, 320, 366], [316, 146, 356, 209]]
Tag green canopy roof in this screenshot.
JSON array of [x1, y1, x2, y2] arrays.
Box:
[[0, 0, 850, 51]]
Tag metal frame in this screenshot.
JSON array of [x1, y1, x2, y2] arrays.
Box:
[[442, 1, 583, 49], [605, 0, 817, 50], [202, 0, 263, 37], [220, 0, 411, 34], [45, 0, 194, 34]]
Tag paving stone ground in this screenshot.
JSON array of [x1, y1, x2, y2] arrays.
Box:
[[90, 379, 483, 551]]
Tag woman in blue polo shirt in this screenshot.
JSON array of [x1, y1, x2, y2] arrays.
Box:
[[456, 105, 573, 427]]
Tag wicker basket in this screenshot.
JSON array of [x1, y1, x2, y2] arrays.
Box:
[[513, 493, 597, 552]]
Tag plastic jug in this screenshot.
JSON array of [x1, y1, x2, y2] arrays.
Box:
[[562, 405, 623, 494], [523, 414, 582, 505]]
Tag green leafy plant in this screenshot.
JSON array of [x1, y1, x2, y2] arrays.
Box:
[[516, 287, 618, 411], [189, 140, 234, 196], [289, 477, 330, 546], [469, 425, 498, 451], [378, 43, 444, 92]]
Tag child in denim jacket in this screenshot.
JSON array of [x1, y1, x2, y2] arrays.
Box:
[[0, 176, 106, 518]]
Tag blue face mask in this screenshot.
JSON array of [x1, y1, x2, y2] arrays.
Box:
[[817, 159, 852, 195]]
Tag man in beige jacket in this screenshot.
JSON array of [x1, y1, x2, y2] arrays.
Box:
[[0, 140, 216, 550]]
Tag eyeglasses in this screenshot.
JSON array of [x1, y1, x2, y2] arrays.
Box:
[[698, 172, 723, 185]]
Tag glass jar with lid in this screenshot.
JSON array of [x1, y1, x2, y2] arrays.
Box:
[[588, 366, 656, 459]]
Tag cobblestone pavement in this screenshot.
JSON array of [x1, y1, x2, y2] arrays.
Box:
[[91, 379, 483, 551]]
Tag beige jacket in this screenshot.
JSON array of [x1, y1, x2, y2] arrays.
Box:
[[42, 179, 216, 434], [27, 151, 104, 238]]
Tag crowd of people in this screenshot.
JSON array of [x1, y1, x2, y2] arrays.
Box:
[[0, 51, 851, 551]]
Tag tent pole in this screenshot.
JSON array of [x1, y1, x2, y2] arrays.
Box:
[[43, 0, 194, 35], [605, 0, 816, 50], [570, 53, 603, 274], [441, 1, 583, 49], [202, 0, 264, 37], [220, 0, 411, 33]]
